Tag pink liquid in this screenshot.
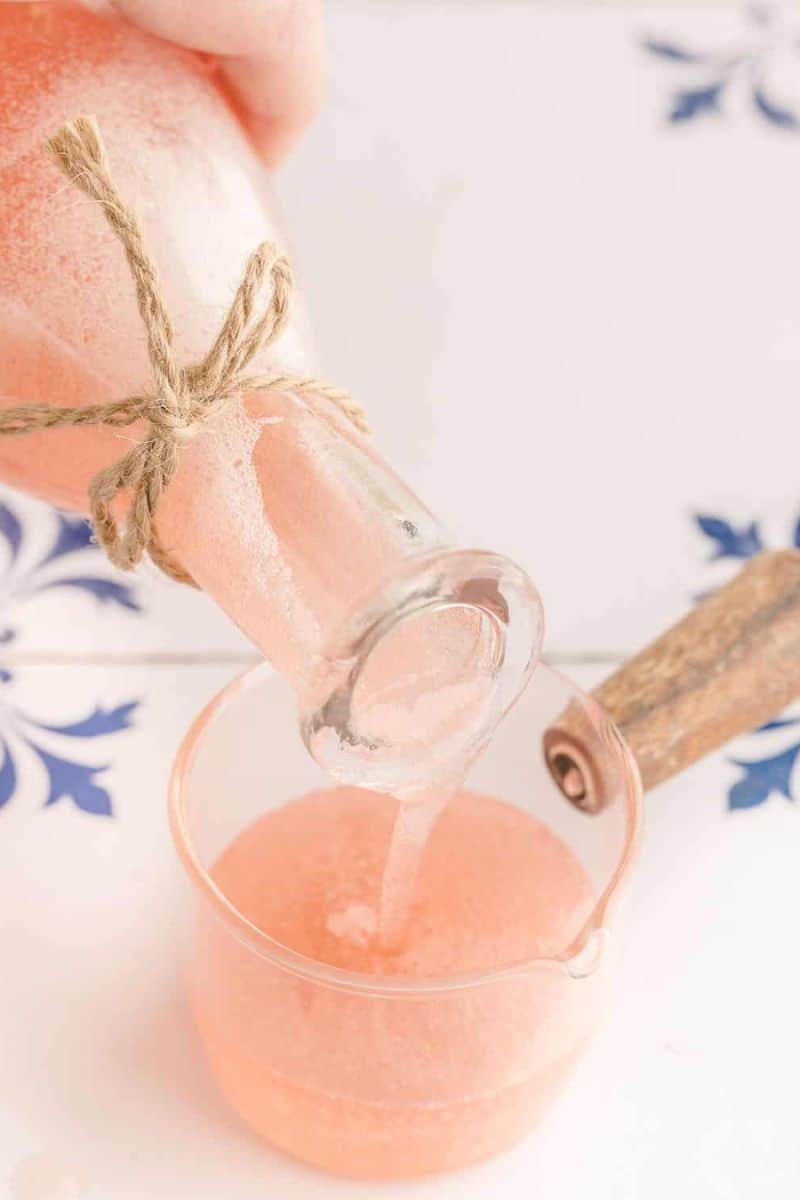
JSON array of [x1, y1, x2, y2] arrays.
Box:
[[0, 5, 539, 795], [195, 786, 600, 1177], [0, 2, 437, 683], [377, 786, 450, 950]]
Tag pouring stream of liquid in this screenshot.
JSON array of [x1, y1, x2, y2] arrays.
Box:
[[377, 785, 453, 951]]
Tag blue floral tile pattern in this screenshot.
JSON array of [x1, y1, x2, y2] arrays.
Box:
[[643, 4, 800, 130], [694, 514, 764, 561], [728, 730, 800, 810], [0, 494, 141, 817], [0, 501, 139, 623], [0, 696, 138, 816], [695, 510, 800, 810]]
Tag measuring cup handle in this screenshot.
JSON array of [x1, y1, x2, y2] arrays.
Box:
[[597, 549, 800, 791], [545, 550, 800, 807]]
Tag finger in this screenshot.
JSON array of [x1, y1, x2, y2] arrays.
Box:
[[110, 0, 325, 166], [217, 4, 325, 169]]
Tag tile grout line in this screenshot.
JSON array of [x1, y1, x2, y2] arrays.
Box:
[[0, 650, 261, 666], [0, 650, 627, 667]]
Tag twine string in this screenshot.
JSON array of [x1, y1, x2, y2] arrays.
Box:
[[0, 115, 367, 586]]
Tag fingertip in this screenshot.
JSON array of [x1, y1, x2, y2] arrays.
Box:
[[110, 0, 326, 167], [219, 39, 326, 167]]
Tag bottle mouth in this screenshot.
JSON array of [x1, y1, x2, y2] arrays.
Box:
[[301, 549, 544, 793]]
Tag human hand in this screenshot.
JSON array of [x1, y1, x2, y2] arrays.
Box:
[[109, 0, 325, 166]]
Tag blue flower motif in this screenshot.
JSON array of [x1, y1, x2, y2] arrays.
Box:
[[0, 503, 140, 614], [0, 682, 140, 818], [695, 507, 800, 810], [728, 743, 800, 810], [643, 4, 800, 131], [694, 514, 764, 560], [0, 492, 142, 817], [0, 698, 139, 817], [670, 82, 726, 124], [0, 740, 17, 808]]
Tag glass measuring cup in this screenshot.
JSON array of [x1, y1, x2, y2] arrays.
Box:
[[169, 662, 642, 1178], [168, 549, 800, 1177]]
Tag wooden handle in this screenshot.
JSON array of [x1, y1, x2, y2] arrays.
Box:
[[545, 550, 800, 806]]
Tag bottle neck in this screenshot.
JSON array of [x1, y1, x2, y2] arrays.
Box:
[[159, 389, 543, 792], [158, 387, 451, 687]]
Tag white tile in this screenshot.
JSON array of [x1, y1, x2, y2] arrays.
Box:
[[280, 2, 800, 656], [0, 660, 797, 1198]]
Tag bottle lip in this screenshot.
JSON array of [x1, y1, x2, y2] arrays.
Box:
[[299, 547, 545, 793]]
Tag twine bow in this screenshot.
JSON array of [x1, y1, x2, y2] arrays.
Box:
[[0, 116, 367, 586]]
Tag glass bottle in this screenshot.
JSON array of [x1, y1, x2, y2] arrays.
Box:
[[0, 1, 542, 789]]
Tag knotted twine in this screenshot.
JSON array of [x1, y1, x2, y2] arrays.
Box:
[[0, 115, 368, 586]]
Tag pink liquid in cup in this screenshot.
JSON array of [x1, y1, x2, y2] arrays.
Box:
[[201, 786, 596, 1177], [171, 666, 642, 1178]]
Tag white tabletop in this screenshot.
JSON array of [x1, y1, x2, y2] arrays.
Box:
[[1, 3, 799, 1198]]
